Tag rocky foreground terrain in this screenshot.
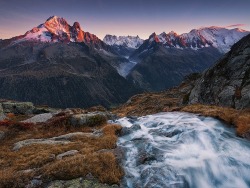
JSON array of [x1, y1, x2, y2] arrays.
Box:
[[0, 100, 124, 188], [0, 96, 249, 187]]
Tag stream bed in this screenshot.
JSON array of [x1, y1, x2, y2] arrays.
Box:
[[114, 112, 250, 188]]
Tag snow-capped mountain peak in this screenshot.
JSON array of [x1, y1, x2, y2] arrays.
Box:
[[145, 26, 249, 52], [13, 16, 101, 44], [103, 35, 144, 49]]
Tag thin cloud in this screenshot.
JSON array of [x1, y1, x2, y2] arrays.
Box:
[[226, 24, 246, 28]]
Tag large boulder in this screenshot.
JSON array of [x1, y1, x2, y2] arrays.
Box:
[[70, 113, 107, 127], [1, 101, 35, 114]]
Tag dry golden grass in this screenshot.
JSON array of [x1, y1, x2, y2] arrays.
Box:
[[42, 152, 123, 184], [0, 113, 123, 188], [180, 104, 250, 139], [181, 104, 238, 124], [113, 92, 180, 117]]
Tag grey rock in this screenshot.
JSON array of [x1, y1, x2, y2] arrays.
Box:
[[238, 85, 250, 109], [70, 113, 107, 127], [120, 124, 141, 136], [22, 113, 53, 123], [26, 179, 43, 188], [2, 101, 35, 114], [33, 107, 59, 114], [217, 86, 235, 107], [13, 132, 99, 151], [56, 150, 79, 160]]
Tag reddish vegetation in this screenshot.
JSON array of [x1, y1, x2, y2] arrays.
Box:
[[0, 120, 35, 131]]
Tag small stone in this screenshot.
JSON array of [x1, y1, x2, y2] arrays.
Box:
[[56, 150, 79, 160]]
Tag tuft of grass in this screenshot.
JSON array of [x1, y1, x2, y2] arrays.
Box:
[[235, 113, 250, 138], [85, 114, 107, 127], [42, 152, 123, 184], [181, 104, 237, 124]]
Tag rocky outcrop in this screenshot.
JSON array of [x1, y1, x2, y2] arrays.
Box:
[[189, 34, 250, 109], [13, 132, 100, 151], [22, 113, 54, 123], [1, 101, 35, 114], [70, 113, 108, 127]]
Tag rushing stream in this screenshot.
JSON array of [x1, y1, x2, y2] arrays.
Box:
[[114, 112, 250, 188]]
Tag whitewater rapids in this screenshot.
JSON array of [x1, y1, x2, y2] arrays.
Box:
[[114, 112, 250, 188]]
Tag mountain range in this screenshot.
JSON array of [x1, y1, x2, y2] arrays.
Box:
[[0, 16, 249, 108]]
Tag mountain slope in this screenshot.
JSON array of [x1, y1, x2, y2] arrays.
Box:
[[0, 17, 140, 108], [189, 34, 250, 109], [128, 39, 222, 91], [127, 27, 249, 91]]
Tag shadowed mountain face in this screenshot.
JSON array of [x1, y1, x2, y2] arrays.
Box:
[[124, 28, 249, 91], [0, 41, 140, 108], [127, 43, 222, 91], [189, 34, 250, 109]]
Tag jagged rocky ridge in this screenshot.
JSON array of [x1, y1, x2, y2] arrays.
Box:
[[103, 35, 143, 49]]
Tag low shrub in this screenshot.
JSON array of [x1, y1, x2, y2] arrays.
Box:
[[85, 114, 107, 127]]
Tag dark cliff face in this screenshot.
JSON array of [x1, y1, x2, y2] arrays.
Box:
[[0, 42, 140, 108], [127, 43, 222, 91], [189, 34, 250, 109]]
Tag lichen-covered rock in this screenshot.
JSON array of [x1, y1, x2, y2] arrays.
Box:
[[1, 101, 35, 114], [189, 34, 250, 109], [70, 113, 107, 127]]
